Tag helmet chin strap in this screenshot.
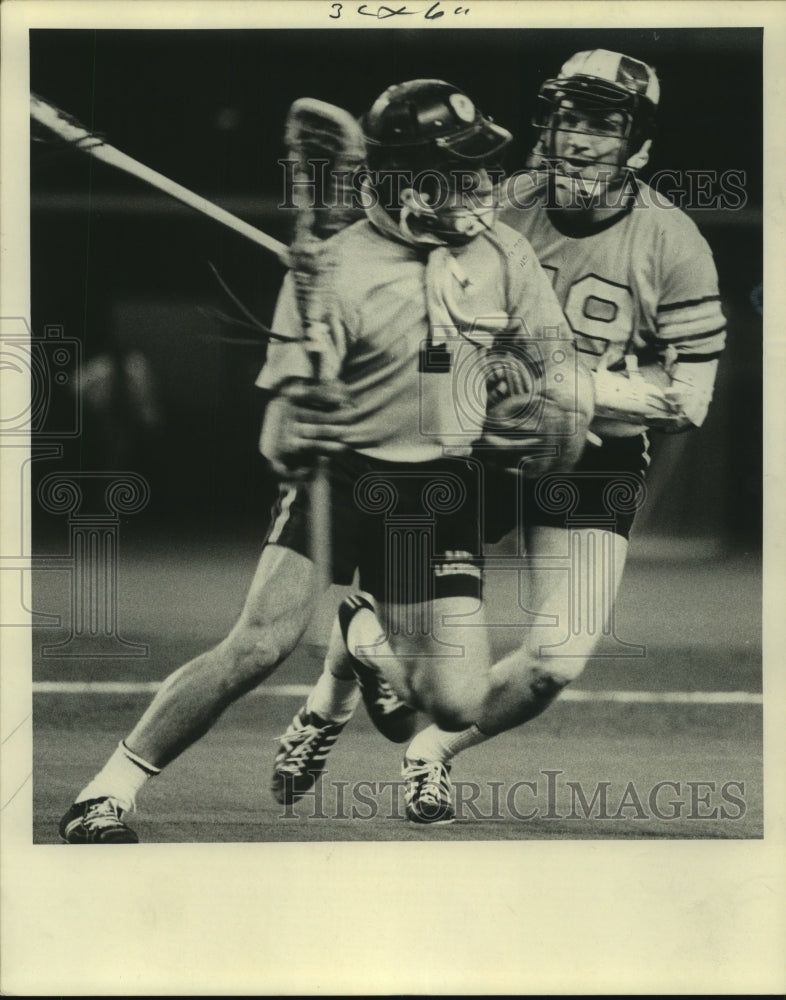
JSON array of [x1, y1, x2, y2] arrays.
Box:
[[399, 190, 448, 245], [362, 179, 497, 250]]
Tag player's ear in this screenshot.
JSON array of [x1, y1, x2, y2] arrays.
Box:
[[626, 138, 652, 171]]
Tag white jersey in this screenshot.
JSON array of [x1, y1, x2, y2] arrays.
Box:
[[501, 174, 726, 436], [258, 217, 572, 462], [502, 174, 726, 370]]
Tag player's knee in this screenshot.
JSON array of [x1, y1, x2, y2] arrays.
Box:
[[505, 647, 578, 713], [500, 665, 570, 725]]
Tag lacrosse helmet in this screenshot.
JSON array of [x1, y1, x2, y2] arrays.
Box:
[[361, 79, 512, 245], [532, 50, 660, 175]]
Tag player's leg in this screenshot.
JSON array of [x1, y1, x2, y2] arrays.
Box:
[[270, 610, 363, 805], [349, 456, 494, 824], [474, 523, 629, 734], [272, 585, 492, 813], [350, 456, 491, 731], [60, 542, 319, 843], [293, 456, 496, 734], [327, 588, 494, 825], [378, 594, 492, 731], [272, 562, 493, 819], [125, 543, 319, 765], [301, 612, 361, 720], [403, 523, 629, 771], [300, 594, 418, 742], [474, 434, 647, 735], [404, 435, 648, 767], [59, 463, 359, 843], [382, 592, 493, 825], [272, 455, 493, 820]]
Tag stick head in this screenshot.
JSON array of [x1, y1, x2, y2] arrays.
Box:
[[285, 97, 366, 238]]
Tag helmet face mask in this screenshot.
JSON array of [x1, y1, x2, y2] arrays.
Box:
[[530, 50, 659, 202], [362, 79, 511, 245], [537, 97, 635, 197]]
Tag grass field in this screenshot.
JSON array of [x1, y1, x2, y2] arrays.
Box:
[[30, 536, 763, 843]]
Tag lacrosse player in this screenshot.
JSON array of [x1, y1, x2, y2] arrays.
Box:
[[59, 79, 584, 843], [288, 51, 726, 825]]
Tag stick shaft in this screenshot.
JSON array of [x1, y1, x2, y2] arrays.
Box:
[[309, 457, 332, 595], [30, 95, 288, 261], [283, 96, 366, 598]]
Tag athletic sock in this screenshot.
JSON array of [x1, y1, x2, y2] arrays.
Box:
[[306, 670, 361, 725], [75, 740, 160, 813], [406, 723, 489, 763]]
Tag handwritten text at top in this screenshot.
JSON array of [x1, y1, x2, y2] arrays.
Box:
[[329, 3, 471, 20]]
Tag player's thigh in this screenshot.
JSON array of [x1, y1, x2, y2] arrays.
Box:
[[225, 543, 317, 667], [524, 524, 629, 669], [382, 595, 492, 723]]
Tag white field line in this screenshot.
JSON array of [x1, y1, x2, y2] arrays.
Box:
[[31, 681, 763, 704]]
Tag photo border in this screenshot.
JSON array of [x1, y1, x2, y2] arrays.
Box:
[[1, 1, 784, 994]]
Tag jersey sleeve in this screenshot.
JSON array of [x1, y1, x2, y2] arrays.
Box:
[[256, 268, 351, 391], [255, 273, 312, 392], [653, 216, 726, 364]]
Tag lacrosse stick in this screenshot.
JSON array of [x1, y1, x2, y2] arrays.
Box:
[[283, 98, 366, 594], [31, 90, 365, 588], [30, 93, 289, 263]]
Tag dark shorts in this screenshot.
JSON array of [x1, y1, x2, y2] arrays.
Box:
[[263, 451, 485, 603], [483, 433, 651, 543]]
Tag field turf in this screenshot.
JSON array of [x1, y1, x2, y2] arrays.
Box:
[[30, 538, 763, 842]]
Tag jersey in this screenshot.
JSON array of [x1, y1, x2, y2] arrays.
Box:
[[501, 173, 726, 435], [257, 217, 572, 462]]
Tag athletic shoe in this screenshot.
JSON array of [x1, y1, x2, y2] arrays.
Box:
[[402, 757, 455, 825], [59, 796, 139, 844], [338, 594, 417, 744], [271, 707, 345, 805]]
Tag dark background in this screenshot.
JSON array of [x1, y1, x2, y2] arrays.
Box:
[[29, 27, 762, 552]]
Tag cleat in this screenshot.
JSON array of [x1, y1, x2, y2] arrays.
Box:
[[402, 758, 455, 825], [59, 796, 139, 844], [271, 707, 345, 805], [338, 594, 417, 744]]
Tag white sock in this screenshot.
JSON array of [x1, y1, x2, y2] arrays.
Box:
[[75, 741, 160, 813], [406, 723, 489, 763], [306, 670, 361, 724]]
